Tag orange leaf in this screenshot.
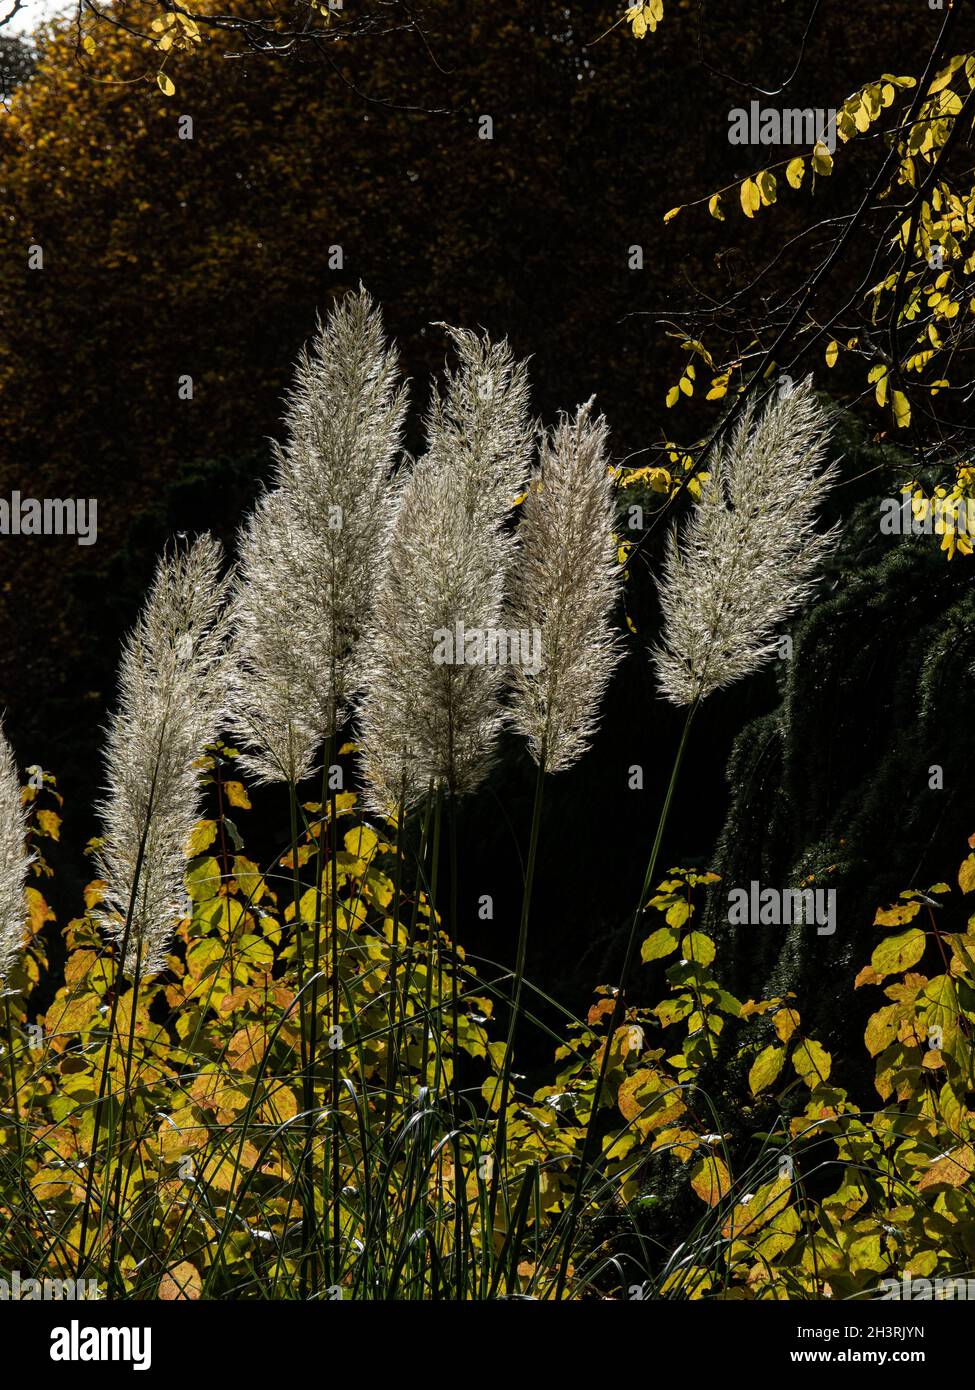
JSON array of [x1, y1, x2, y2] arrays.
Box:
[[918, 1145, 975, 1191], [159, 1262, 202, 1300]]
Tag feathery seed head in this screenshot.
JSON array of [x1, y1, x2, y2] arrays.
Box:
[[95, 534, 234, 980], [425, 324, 533, 525], [0, 722, 32, 992], [651, 378, 838, 706], [230, 489, 330, 785], [358, 328, 532, 817], [507, 400, 624, 772], [232, 288, 407, 783]]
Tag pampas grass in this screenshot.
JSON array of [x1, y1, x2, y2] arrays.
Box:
[[0, 722, 30, 991], [651, 379, 838, 706], [507, 400, 623, 773], [231, 488, 328, 787], [6, 295, 855, 1304], [232, 288, 407, 785], [557, 381, 838, 1294], [358, 327, 532, 816], [488, 401, 623, 1204], [94, 535, 233, 980]]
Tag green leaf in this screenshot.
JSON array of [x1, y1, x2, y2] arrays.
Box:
[[223, 817, 244, 852], [186, 856, 221, 903]]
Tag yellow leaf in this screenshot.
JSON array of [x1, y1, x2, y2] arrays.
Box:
[[232, 855, 265, 905], [186, 856, 221, 903], [36, 809, 61, 840], [786, 157, 805, 189], [666, 385, 680, 408], [721, 1176, 791, 1240], [187, 820, 217, 856], [690, 1155, 731, 1207], [665, 898, 691, 929], [618, 1068, 666, 1124], [870, 928, 926, 978], [82, 34, 96, 55], [757, 169, 777, 205], [25, 886, 55, 935], [891, 389, 911, 428], [873, 899, 921, 928], [83, 880, 107, 912], [791, 1038, 832, 1087], [227, 1024, 269, 1072], [869, 363, 889, 407], [641, 926, 679, 962], [864, 1004, 901, 1057], [203, 1141, 261, 1190], [663, 206, 682, 223], [223, 780, 252, 810], [157, 72, 176, 96], [918, 1145, 975, 1192], [773, 1008, 800, 1043], [740, 177, 760, 218], [928, 56, 965, 96], [923, 974, 958, 1051], [344, 824, 379, 859], [812, 143, 833, 176], [749, 1044, 785, 1095], [682, 931, 714, 966], [708, 193, 725, 221], [958, 853, 975, 893], [825, 340, 839, 368]]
